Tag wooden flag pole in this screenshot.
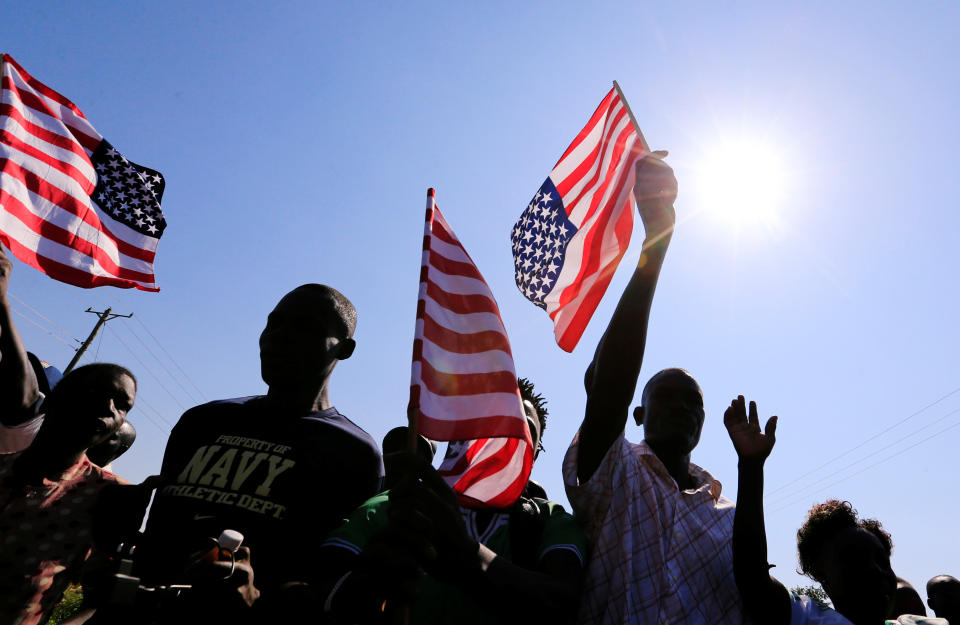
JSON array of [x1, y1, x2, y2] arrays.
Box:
[[613, 80, 651, 153]]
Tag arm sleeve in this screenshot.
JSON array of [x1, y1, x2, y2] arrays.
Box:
[[562, 430, 630, 524], [321, 493, 391, 554], [537, 501, 588, 566], [0, 411, 43, 453]]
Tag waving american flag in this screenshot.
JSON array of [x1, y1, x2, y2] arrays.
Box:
[[513, 83, 648, 352], [0, 54, 165, 290], [410, 189, 533, 509]]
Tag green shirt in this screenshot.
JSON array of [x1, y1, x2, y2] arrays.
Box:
[[325, 492, 587, 625]]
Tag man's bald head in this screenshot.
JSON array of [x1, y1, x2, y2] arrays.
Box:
[[927, 575, 960, 620]]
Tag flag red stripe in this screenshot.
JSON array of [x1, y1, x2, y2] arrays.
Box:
[[1, 72, 100, 154], [425, 281, 501, 317], [556, 202, 633, 349], [417, 313, 513, 355], [0, 129, 95, 194], [0, 188, 155, 282], [428, 248, 485, 282], [556, 150, 635, 310], [554, 106, 627, 200], [416, 357, 518, 397], [0, 231, 157, 291], [0, 103, 92, 162], [556, 88, 616, 165], [558, 111, 632, 221], [1, 159, 156, 262], [416, 411, 526, 441], [430, 220, 472, 256], [3, 56, 88, 119]]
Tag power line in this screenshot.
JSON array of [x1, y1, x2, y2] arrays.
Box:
[[767, 405, 960, 507], [771, 419, 960, 514], [9, 307, 77, 349], [131, 314, 207, 402], [767, 384, 960, 496], [119, 321, 205, 405], [104, 325, 189, 414], [6, 292, 76, 342]]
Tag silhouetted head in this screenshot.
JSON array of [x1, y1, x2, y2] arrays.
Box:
[[797, 500, 896, 625], [518, 377, 548, 460], [633, 368, 704, 457], [259, 284, 356, 390], [40, 363, 136, 451], [382, 426, 437, 463], [889, 578, 926, 618], [927, 575, 960, 621], [87, 420, 137, 467]]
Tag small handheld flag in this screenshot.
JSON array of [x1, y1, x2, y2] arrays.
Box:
[[409, 189, 532, 509], [512, 82, 647, 351]]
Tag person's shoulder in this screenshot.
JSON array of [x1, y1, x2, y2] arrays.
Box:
[[303, 408, 379, 449], [174, 396, 263, 426]]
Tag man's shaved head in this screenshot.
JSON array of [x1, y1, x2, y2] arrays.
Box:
[[927, 575, 960, 620], [291, 284, 357, 339]]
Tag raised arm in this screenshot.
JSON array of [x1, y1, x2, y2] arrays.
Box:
[[578, 153, 677, 481], [724, 395, 791, 625], [0, 244, 41, 424]]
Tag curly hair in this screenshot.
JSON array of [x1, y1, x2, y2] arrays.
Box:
[[797, 499, 893, 583], [517, 377, 547, 436]]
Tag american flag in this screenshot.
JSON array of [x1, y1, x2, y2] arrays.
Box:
[[0, 54, 166, 291], [512, 84, 647, 352], [409, 188, 533, 509]]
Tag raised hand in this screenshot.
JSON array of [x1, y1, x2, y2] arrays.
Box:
[[724, 395, 777, 463], [633, 151, 677, 240]]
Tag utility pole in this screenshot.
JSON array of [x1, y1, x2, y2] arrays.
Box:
[[63, 307, 133, 375]]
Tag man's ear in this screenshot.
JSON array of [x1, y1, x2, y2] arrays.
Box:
[[336, 337, 356, 361], [633, 406, 644, 426]]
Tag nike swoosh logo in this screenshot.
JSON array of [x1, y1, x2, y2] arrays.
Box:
[[193, 514, 216, 522]]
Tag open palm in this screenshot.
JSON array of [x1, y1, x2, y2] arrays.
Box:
[[723, 395, 777, 462]]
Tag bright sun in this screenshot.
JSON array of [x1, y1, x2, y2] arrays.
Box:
[[692, 138, 787, 226]]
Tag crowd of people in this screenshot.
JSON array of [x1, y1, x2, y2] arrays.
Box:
[[0, 155, 957, 625]]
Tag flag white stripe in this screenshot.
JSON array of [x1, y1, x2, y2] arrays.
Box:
[[418, 335, 515, 375], [1, 173, 155, 274], [561, 115, 637, 226], [456, 441, 527, 501], [0, 109, 96, 185], [0, 143, 92, 205], [425, 264, 494, 297], [0, 208, 156, 288], [428, 235, 474, 268], [549, 99, 626, 186], [6, 63, 102, 149], [412, 366, 525, 420], [421, 296, 507, 336]]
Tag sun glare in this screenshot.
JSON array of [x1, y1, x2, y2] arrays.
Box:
[[692, 138, 787, 226]]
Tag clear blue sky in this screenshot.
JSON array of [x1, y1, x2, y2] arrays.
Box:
[[4, 1, 959, 599]]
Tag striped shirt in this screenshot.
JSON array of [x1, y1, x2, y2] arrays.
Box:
[[563, 431, 745, 625]]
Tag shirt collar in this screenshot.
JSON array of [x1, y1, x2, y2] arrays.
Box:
[[637, 440, 723, 501]]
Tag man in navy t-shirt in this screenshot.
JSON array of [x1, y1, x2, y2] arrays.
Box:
[[141, 284, 383, 600]]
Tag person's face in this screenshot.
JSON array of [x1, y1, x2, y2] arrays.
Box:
[[523, 399, 542, 461], [819, 527, 897, 624], [87, 421, 135, 467], [637, 371, 705, 455], [69, 372, 135, 449], [259, 289, 347, 388]]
